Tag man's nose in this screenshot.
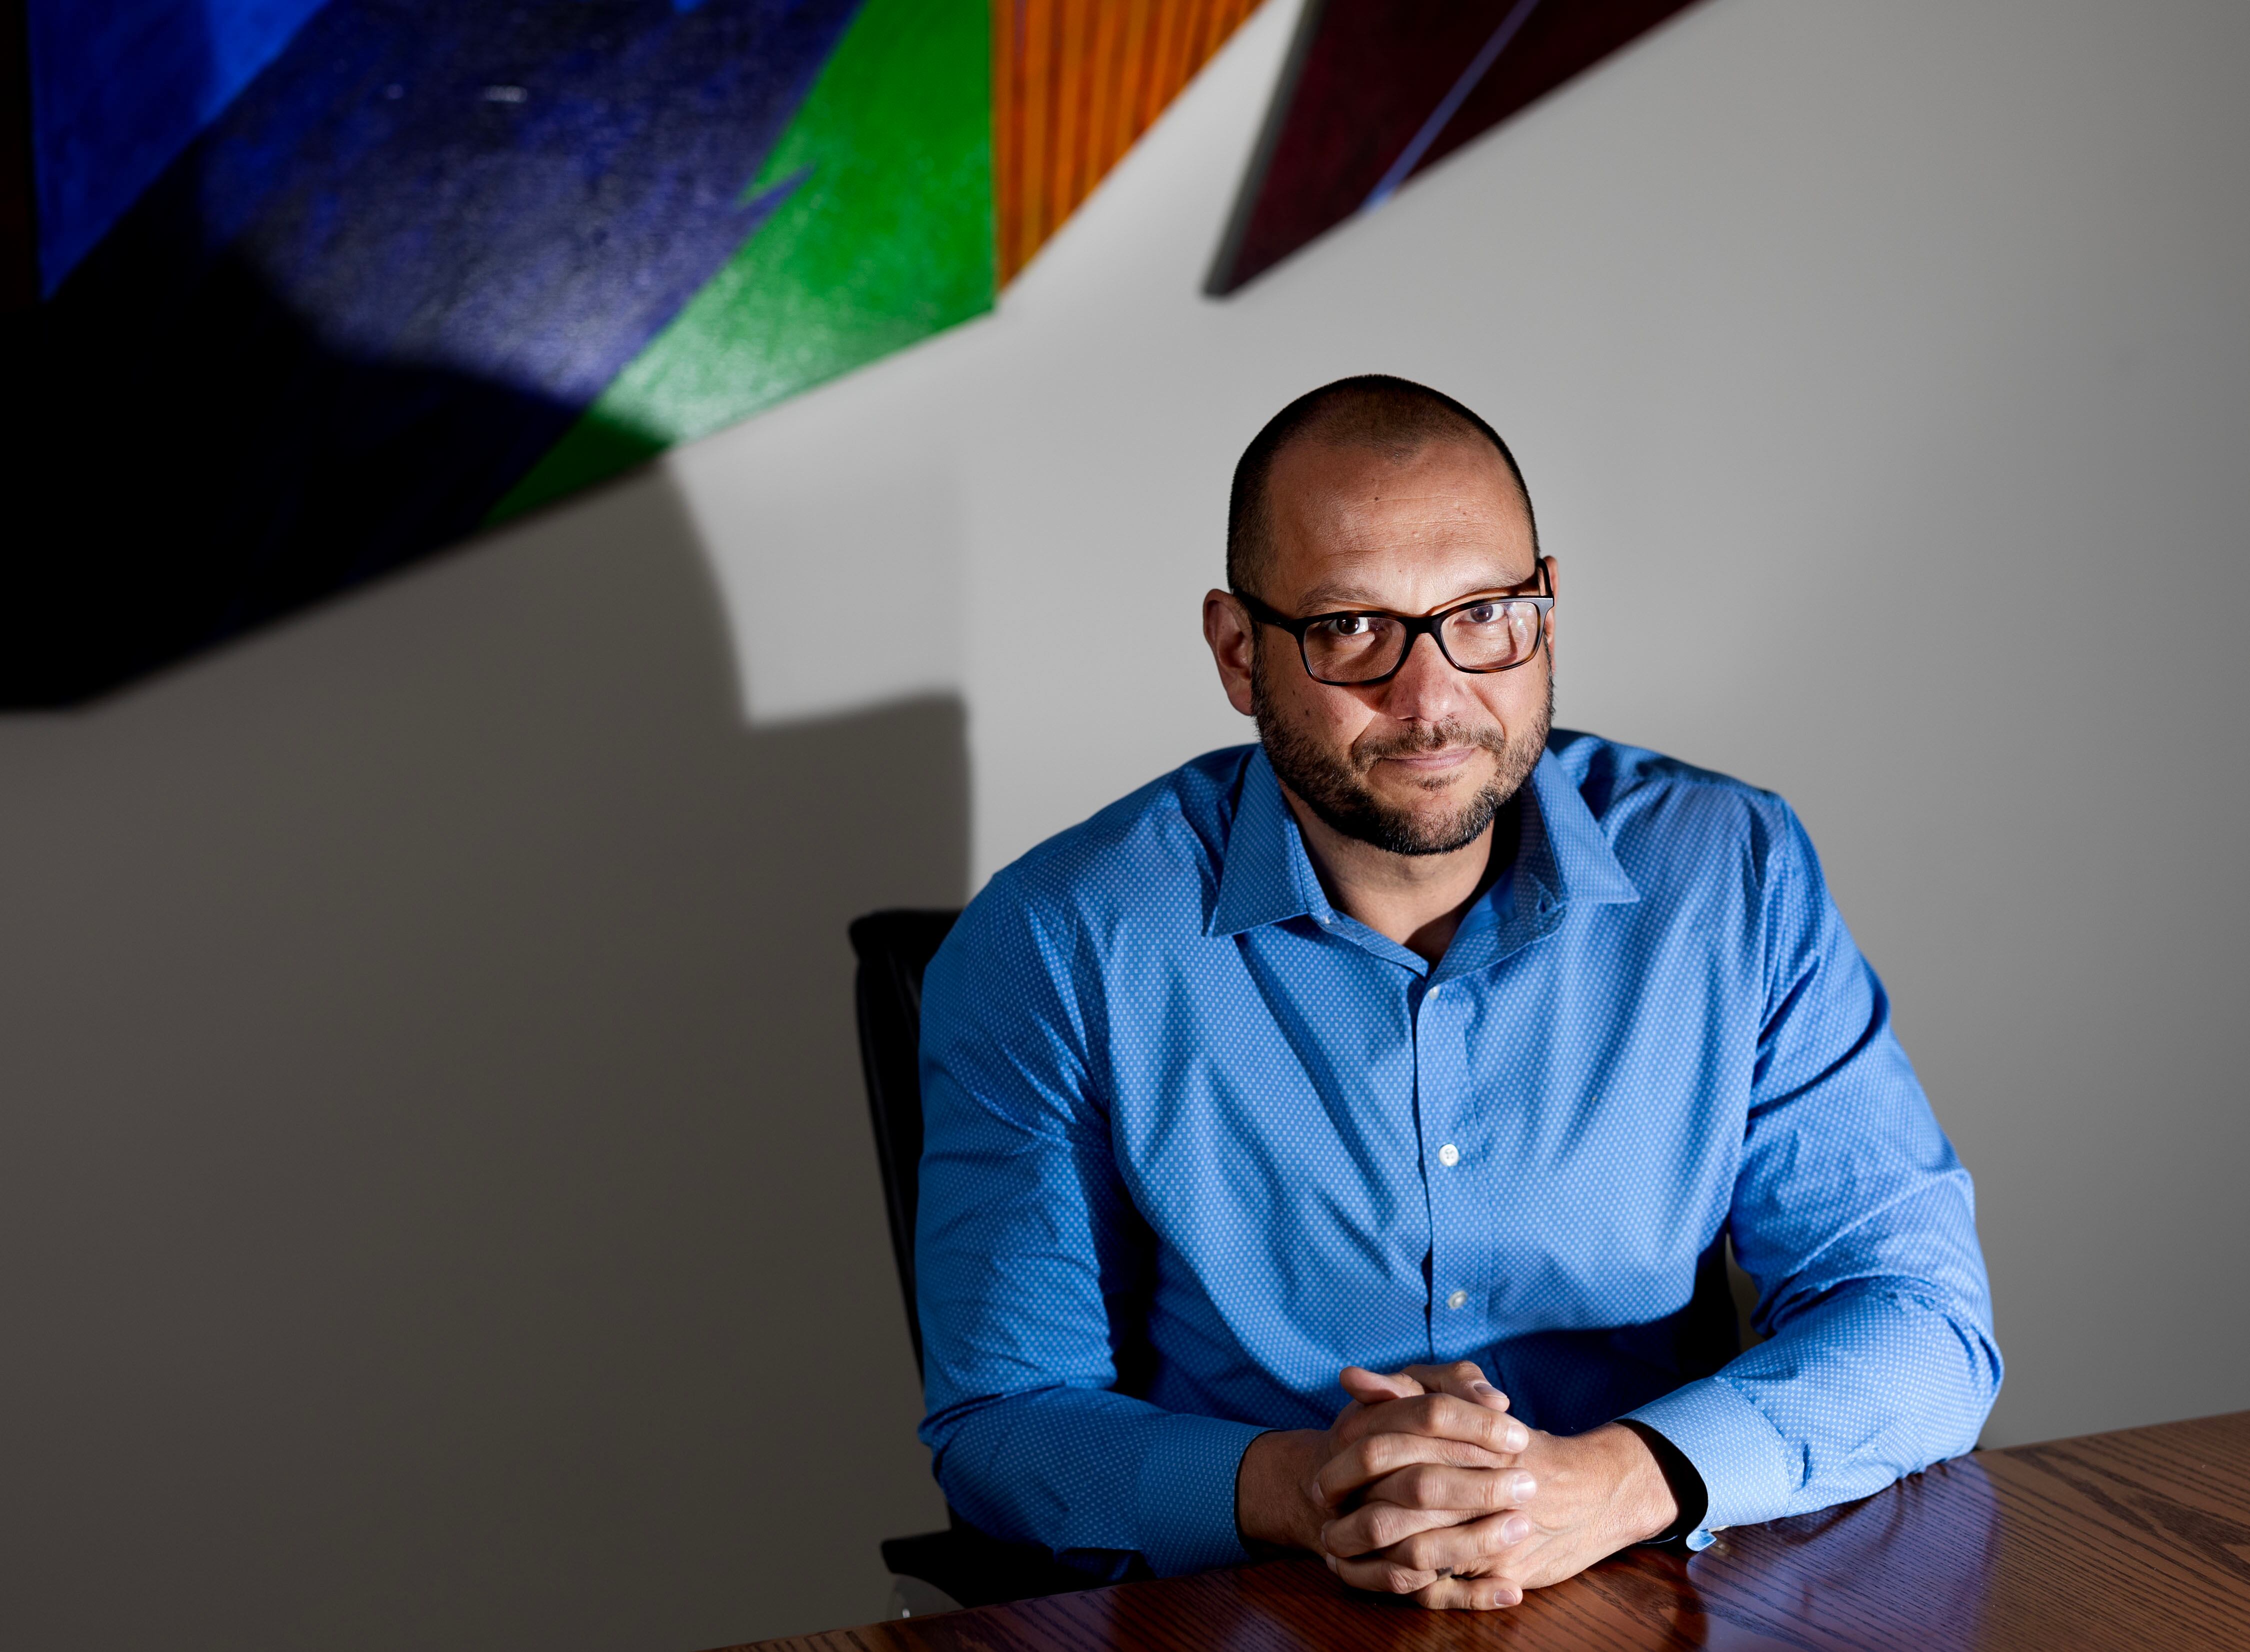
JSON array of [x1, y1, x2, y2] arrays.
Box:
[[1374, 630, 1464, 722]]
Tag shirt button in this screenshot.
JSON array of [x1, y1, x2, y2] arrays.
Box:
[[1426, 983, 1442, 998], [1446, 1289, 1469, 1311], [1438, 1142, 1460, 1167]]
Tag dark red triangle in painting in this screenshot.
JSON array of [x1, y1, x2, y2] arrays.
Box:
[[1209, 0, 1704, 294]]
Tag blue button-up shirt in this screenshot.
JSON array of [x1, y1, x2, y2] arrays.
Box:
[[916, 733, 2000, 1576]]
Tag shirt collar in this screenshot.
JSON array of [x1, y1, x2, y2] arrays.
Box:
[[1208, 742, 1638, 946], [1450, 746, 1640, 975], [1210, 746, 1334, 937], [1514, 744, 1640, 915]]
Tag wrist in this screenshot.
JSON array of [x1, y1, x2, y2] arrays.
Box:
[[1234, 1428, 1330, 1553], [1614, 1419, 1708, 1544], [1588, 1422, 1681, 1546]]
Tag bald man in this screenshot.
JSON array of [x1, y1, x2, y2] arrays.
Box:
[[912, 375, 2000, 1611]]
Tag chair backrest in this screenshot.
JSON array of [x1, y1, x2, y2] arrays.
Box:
[[848, 908, 961, 1377]]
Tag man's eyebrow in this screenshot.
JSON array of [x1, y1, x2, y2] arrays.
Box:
[[1295, 571, 1541, 611]]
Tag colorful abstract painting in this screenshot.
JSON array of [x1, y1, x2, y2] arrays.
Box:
[[0, 0, 1252, 704], [1209, 0, 1702, 294]]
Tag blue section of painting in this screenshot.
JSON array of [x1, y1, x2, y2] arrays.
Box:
[[4, 0, 860, 704], [170, 0, 858, 403], [28, 0, 334, 292]]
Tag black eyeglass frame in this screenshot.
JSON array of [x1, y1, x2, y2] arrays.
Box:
[[1232, 573, 1556, 687]]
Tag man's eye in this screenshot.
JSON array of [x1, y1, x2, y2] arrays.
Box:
[[1464, 603, 1499, 624], [1318, 615, 1372, 638]]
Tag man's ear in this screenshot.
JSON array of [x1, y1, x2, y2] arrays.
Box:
[[1202, 588, 1258, 719], [1540, 554, 1560, 662]]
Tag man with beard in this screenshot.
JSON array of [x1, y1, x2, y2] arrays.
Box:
[[912, 376, 2000, 1611]]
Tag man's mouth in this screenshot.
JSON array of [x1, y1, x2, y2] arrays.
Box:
[[1370, 746, 1481, 775]]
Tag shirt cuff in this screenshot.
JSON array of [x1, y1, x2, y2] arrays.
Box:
[[1132, 1413, 1270, 1577], [1622, 1377, 1801, 1546]]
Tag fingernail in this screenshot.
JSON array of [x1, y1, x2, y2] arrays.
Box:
[[1502, 1515, 1530, 1543], [1323, 1553, 1337, 1573], [1514, 1474, 1538, 1500], [1469, 1380, 1498, 1399], [1504, 1425, 1529, 1451]]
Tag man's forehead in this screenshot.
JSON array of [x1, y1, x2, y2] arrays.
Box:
[[1272, 437, 1526, 531], [1266, 439, 1536, 600]]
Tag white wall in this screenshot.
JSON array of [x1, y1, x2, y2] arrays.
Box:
[[4, 0, 2246, 1646]]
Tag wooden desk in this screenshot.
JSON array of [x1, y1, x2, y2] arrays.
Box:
[[731, 1411, 2250, 1651]]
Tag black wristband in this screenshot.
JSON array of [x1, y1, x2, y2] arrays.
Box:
[[1616, 1420, 1709, 1546]]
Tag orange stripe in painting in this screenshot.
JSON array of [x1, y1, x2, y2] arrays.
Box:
[[993, 0, 1264, 286]]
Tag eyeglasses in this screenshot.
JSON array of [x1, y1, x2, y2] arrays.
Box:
[[1234, 574, 1554, 686]]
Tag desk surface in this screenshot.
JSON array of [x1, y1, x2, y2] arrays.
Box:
[[732, 1411, 2250, 1652]]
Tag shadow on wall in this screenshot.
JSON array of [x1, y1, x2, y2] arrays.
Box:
[[4, 242, 604, 703], [0, 469, 958, 1650]]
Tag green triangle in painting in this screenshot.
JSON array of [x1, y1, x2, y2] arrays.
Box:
[[490, 0, 994, 524]]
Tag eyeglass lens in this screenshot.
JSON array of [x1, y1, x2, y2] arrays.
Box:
[[1302, 601, 1544, 683]]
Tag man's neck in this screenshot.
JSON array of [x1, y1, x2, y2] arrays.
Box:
[[1280, 789, 1516, 968]]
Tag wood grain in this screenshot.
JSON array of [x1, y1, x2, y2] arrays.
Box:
[[726, 1411, 2250, 1652], [992, 0, 1262, 286]]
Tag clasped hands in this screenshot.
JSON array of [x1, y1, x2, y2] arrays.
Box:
[[1234, 1362, 1678, 1611]]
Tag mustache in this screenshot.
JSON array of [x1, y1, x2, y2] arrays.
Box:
[[1352, 719, 1512, 768]]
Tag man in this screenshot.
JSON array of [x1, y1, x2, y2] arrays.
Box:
[[914, 376, 2000, 1610]]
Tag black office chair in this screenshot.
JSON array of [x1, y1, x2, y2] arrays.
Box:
[[850, 909, 1115, 1610], [850, 908, 1748, 1604]]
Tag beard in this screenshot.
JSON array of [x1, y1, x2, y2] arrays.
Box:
[[1252, 646, 1552, 857]]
